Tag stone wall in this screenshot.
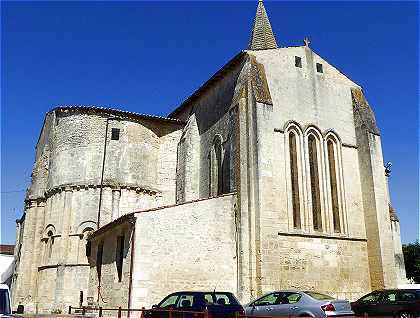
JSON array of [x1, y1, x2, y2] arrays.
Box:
[[260, 234, 370, 301], [131, 194, 238, 309]]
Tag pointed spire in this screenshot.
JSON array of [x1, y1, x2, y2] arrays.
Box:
[[248, 0, 278, 50]]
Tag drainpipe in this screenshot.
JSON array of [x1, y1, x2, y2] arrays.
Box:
[[127, 218, 136, 318], [97, 117, 116, 229]]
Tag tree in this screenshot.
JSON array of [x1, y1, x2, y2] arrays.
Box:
[[402, 241, 420, 283]]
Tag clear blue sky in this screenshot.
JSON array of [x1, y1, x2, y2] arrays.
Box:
[[1, 1, 419, 244]]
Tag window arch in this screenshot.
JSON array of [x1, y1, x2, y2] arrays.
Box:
[[324, 133, 345, 234], [42, 225, 56, 264], [209, 135, 224, 196], [288, 130, 301, 229], [307, 133, 322, 231], [327, 139, 340, 232]]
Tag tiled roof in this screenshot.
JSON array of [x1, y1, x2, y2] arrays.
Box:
[[52, 106, 186, 125], [0, 245, 14, 255], [249, 0, 278, 50]]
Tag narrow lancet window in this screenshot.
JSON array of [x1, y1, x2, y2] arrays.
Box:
[[289, 132, 301, 229], [308, 135, 322, 230], [210, 137, 224, 196], [328, 140, 341, 233], [215, 139, 223, 195]]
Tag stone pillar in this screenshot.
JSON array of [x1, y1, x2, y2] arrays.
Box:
[[352, 88, 397, 289], [112, 189, 121, 220], [61, 187, 73, 263], [29, 200, 46, 308]]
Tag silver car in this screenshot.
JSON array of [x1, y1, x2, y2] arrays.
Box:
[[245, 291, 355, 317]]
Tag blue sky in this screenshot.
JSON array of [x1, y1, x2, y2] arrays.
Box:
[[1, 1, 419, 244]]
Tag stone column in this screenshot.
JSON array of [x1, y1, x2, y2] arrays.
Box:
[[112, 189, 121, 220], [29, 200, 46, 307]]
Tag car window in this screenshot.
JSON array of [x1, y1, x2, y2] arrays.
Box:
[[176, 294, 194, 308], [398, 291, 417, 302], [381, 291, 398, 303], [360, 292, 381, 303], [253, 293, 279, 306], [285, 293, 302, 304], [159, 294, 178, 308], [305, 292, 334, 301], [204, 294, 214, 304], [203, 293, 239, 306]]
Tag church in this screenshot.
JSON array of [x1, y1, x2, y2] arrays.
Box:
[[11, 1, 406, 314]]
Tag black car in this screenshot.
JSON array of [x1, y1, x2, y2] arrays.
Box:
[[351, 289, 420, 318], [146, 291, 245, 318]]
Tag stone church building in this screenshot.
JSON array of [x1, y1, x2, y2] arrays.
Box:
[[12, 1, 406, 314]]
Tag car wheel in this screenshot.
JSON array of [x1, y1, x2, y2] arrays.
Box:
[[397, 312, 413, 318]]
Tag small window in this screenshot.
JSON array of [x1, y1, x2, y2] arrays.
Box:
[[96, 243, 104, 282], [111, 128, 120, 140], [116, 235, 124, 282], [316, 63, 323, 73], [295, 56, 302, 68]]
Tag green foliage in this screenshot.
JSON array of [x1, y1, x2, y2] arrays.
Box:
[[402, 241, 420, 283]]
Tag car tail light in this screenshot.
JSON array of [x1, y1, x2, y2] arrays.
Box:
[[321, 304, 336, 312], [237, 308, 245, 316]]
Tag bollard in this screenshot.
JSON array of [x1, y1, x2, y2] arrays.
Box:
[[203, 308, 209, 318], [140, 307, 145, 318], [118, 306, 122, 318], [168, 307, 173, 318], [363, 313, 368, 318], [82, 306, 86, 315], [68, 306, 72, 315], [99, 307, 103, 317]]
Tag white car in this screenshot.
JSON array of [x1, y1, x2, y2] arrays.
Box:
[[246, 290, 355, 317]]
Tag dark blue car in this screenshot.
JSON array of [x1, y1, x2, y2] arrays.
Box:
[[146, 291, 245, 318]]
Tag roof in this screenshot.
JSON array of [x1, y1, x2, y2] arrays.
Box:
[[248, 0, 278, 50], [0, 245, 14, 255], [168, 51, 246, 118], [88, 213, 135, 240], [51, 106, 186, 125]]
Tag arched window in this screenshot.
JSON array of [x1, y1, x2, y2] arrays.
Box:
[[46, 230, 54, 263], [289, 131, 301, 229], [209, 136, 224, 196], [308, 134, 322, 231], [79, 227, 94, 262], [327, 139, 341, 233]]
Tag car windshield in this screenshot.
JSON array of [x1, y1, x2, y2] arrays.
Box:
[[305, 292, 335, 301], [0, 289, 11, 314]]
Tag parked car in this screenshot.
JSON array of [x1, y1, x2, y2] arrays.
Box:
[[351, 289, 420, 318], [0, 284, 11, 316], [245, 290, 355, 317], [146, 291, 245, 318]]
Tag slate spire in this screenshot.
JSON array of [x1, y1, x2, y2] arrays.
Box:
[[248, 0, 278, 50]]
